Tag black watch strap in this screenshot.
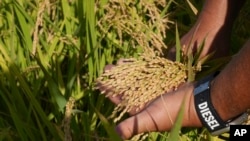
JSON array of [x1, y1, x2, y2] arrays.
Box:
[[194, 74, 226, 133], [194, 73, 248, 135]]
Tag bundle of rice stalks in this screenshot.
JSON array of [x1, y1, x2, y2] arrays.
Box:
[[97, 0, 172, 55], [97, 55, 190, 123]]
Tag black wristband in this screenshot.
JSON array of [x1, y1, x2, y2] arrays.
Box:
[[194, 74, 226, 133], [194, 74, 248, 136]]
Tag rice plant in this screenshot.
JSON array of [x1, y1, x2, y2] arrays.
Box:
[[0, 0, 249, 141]]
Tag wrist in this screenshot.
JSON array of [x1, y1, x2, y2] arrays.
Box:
[[182, 83, 203, 128], [193, 74, 248, 135]]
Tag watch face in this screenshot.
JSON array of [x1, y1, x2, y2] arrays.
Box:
[[194, 81, 210, 95]]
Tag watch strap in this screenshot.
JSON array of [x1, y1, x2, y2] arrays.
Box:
[[194, 73, 248, 136], [194, 87, 227, 133]]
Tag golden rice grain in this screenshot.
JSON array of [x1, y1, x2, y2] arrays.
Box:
[[97, 55, 188, 123]]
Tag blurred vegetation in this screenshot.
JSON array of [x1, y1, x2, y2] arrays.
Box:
[[0, 0, 249, 141]]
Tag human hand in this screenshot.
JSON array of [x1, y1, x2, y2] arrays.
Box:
[[168, 22, 230, 61], [96, 59, 199, 139], [168, 3, 233, 61], [115, 82, 202, 139], [96, 56, 188, 118]]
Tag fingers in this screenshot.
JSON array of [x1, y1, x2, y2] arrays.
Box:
[[114, 83, 196, 140], [115, 109, 159, 139], [115, 105, 173, 139], [96, 81, 123, 104], [98, 60, 145, 113], [107, 95, 122, 105], [117, 58, 126, 65], [104, 64, 115, 71], [115, 94, 176, 139], [98, 62, 196, 140]]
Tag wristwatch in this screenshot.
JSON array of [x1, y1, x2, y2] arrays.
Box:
[[194, 74, 249, 136]]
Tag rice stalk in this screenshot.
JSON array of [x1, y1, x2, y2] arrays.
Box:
[[62, 97, 75, 141], [97, 0, 174, 56]]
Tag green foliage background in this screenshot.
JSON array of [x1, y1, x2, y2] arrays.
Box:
[[0, 0, 249, 141]]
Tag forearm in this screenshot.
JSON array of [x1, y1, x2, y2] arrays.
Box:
[[114, 41, 250, 139], [185, 0, 245, 58], [200, 0, 245, 28], [211, 39, 250, 121]]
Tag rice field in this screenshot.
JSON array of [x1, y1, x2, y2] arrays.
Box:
[[0, 0, 249, 141]]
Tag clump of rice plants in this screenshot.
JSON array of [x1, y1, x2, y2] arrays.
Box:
[[97, 0, 172, 57]]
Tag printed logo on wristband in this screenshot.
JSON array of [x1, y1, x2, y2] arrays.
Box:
[[198, 101, 220, 130], [194, 89, 226, 132]]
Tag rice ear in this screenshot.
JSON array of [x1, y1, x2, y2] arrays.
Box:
[[97, 55, 190, 123]]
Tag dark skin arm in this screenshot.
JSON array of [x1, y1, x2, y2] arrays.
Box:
[[168, 0, 245, 59], [211, 39, 250, 121], [112, 0, 249, 139], [115, 39, 250, 140]]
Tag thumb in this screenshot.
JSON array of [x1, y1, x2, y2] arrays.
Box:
[[115, 94, 177, 139]]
